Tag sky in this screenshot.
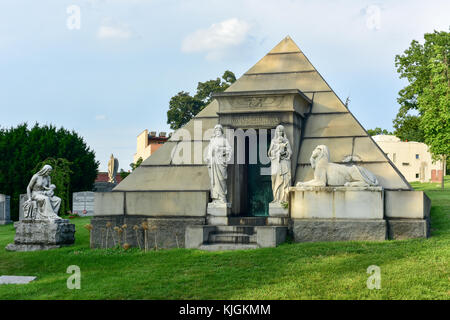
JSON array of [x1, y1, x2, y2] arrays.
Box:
[[0, 0, 449, 171]]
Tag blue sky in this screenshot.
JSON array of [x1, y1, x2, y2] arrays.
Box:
[[0, 0, 449, 171]]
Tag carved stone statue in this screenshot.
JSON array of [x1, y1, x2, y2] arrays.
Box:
[[296, 145, 379, 187], [108, 154, 119, 184], [205, 124, 232, 204], [268, 125, 292, 203], [25, 165, 61, 220]]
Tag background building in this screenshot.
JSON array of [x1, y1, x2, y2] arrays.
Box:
[[373, 135, 443, 182], [133, 130, 169, 163]]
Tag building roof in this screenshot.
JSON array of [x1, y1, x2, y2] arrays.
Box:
[[114, 36, 411, 192]]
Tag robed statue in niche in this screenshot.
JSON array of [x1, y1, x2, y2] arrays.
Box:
[[268, 125, 292, 203], [205, 124, 232, 204]]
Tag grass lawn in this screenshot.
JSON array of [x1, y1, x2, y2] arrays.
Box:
[[0, 177, 449, 300]]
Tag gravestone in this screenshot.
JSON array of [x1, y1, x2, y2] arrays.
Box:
[[0, 194, 12, 225], [18, 194, 28, 220], [0, 276, 36, 284], [72, 191, 95, 216]]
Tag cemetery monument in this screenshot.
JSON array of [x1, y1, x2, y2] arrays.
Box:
[[92, 36, 430, 250], [6, 165, 75, 251]]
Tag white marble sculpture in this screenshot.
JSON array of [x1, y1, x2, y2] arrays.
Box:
[[269, 125, 292, 203], [205, 124, 232, 203], [108, 154, 119, 184], [296, 145, 379, 187], [25, 165, 61, 220]]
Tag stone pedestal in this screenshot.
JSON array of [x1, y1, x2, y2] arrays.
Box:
[[206, 202, 231, 225], [267, 202, 289, 226], [0, 194, 12, 225], [290, 186, 386, 242], [5, 219, 75, 252], [291, 186, 384, 219]]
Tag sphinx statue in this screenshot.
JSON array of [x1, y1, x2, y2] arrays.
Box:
[[297, 145, 379, 187]]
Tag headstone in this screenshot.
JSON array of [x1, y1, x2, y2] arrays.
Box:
[[93, 182, 116, 192], [72, 191, 95, 216], [19, 194, 28, 220], [6, 219, 75, 252], [0, 276, 36, 284], [0, 194, 12, 225]]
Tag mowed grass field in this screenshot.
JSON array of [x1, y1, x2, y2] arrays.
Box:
[[0, 177, 449, 300]]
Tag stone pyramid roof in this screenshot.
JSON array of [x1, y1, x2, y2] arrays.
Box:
[[115, 36, 411, 193]]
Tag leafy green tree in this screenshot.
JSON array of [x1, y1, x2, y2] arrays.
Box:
[[395, 30, 449, 188], [393, 114, 424, 142], [367, 127, 393, 136], [32, 158, 72, 215], [0, 123, 99, 220], [120, 157, 143, 179], [130, 157, 143, 171], [393, 30, 449, 142], [167, 70, 236, 130], [167, 91, 206, 130], [119, 169, 130, 180]]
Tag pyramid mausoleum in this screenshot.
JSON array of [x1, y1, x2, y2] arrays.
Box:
[[92, 37, 430, 249]]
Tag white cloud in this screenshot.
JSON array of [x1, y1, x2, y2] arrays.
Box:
[[97, 19, 133, 39], [182, 18, 251, 60], [364, 4, 382, 31], [95, 114, 108, 120]]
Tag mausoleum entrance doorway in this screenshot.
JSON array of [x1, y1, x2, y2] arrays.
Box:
[[230, 129, 273, 217]]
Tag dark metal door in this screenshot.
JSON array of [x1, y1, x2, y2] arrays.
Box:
[[247, 132, 273, 216]]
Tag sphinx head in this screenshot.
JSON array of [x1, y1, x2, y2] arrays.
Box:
[[310, 145, 330, 169]]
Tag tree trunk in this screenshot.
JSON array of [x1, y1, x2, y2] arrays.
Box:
[[442, 155, 447, 189]]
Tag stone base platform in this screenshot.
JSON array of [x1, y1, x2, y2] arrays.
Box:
[[90, 216, 205, 249], [292, 219, 387, 242], [206, 202, 231, 226], [186, 225, 287, 250], [387, 219, 430, 240], [6, 219, 75, 252], [0, 220, 12, 225], [290, 186, 384, 219]]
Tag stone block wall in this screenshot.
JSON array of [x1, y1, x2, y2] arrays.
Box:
[[90, 216, 205, 249]]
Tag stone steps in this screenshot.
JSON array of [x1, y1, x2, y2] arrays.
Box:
[[185, 224, 287, 251], [227, 217, 267, 226], [209, 232, 257, 244], [198, 243, 259, 251], [208, 224, 257, 245]]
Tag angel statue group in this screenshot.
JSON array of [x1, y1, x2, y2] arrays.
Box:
[[205, 124, 292, 206]]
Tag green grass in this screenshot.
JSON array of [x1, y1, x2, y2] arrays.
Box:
[[0, 178, 449, 300]]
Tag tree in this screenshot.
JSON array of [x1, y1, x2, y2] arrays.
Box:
[[167, 70, 236, 130], [167, 92, 206, 130], [32, 158, 72, 215], [393, 30, 449, 143], [394, 30, 449, 188], [120, 157, 143, 180], [130, 157, 143, 171], [0, 123, 99, 219], [367, 127, 393, 136]]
